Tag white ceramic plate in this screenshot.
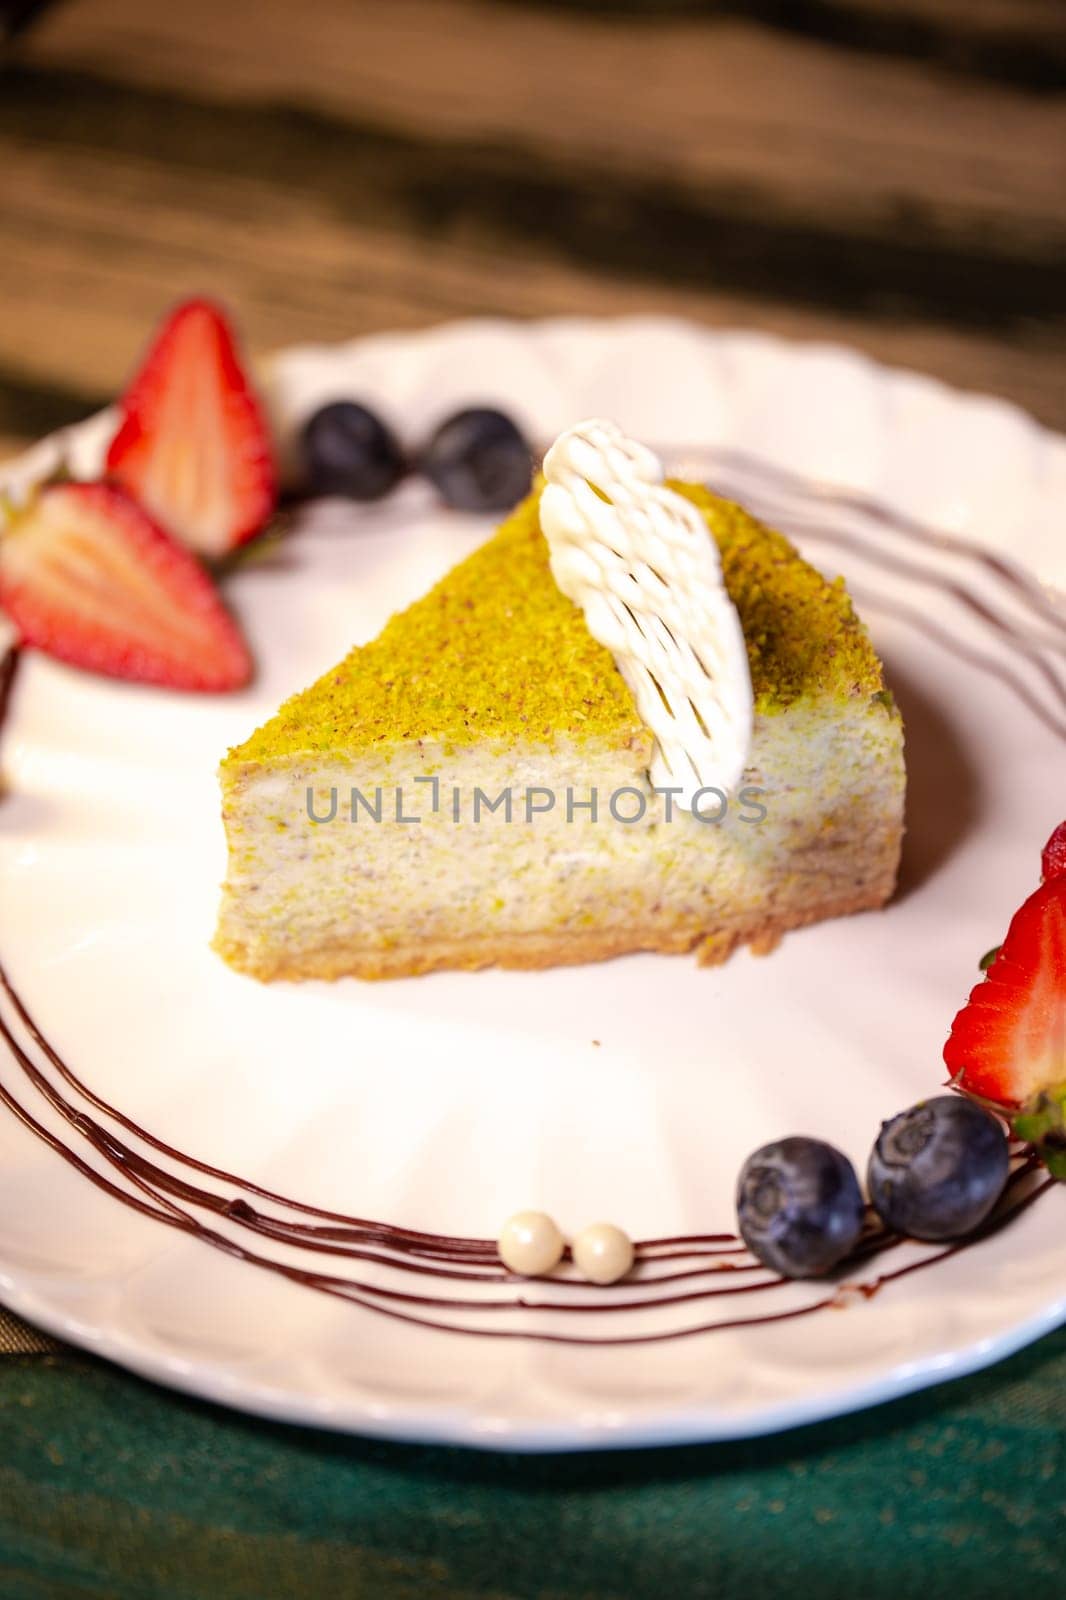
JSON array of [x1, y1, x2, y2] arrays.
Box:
[[0, 317, 1063, 1452]]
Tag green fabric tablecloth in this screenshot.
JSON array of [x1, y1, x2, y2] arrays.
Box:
[[0, 1332, 1061, 1599]]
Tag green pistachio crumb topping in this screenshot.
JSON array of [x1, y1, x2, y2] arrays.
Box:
[[226, 482, 887, 765]]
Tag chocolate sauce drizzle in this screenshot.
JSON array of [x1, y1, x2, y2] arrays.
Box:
[[0, 464, 1061, 1345], [692, 451, 1066, 742], [0, 960, 1054, 1345], [690, 445, 1066, 639], [0, 645, 19, 747]]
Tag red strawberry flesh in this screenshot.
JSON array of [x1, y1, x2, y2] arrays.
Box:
[[944, 877, 1066, 1108], [0, 482, 252, 692], [106, 298, 276, 557]]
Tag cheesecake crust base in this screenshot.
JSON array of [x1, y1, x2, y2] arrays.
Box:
[[214, 873, 895, 983]]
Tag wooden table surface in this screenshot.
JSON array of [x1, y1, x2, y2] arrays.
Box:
[[1, 0, 1064, 463]]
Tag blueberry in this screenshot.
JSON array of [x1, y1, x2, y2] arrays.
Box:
[[736, 1137, 865, 1279], [868, 1096, 1009, 1242], [300, 402, 406, 501], [419, 408, 533, 512]]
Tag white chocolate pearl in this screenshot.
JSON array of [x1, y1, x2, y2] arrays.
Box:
[[498, 1211, 565, 1277], [572, 1222, 635, 1286]]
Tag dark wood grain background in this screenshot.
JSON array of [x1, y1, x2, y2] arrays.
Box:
[[1, 0, 1064, 462]]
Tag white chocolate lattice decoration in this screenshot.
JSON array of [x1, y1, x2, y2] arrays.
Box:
[[540, 419, 753, 809]]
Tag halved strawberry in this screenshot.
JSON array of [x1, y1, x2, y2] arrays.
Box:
[[944, 876, 1066, 1109], [0, 482, 252, 692], [106, 298, 277, 557]]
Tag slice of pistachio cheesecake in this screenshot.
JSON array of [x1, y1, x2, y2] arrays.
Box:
[[215, 452, 904, 982]]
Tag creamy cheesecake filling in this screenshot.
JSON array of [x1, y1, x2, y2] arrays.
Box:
[[215, 694, 903, 980]]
